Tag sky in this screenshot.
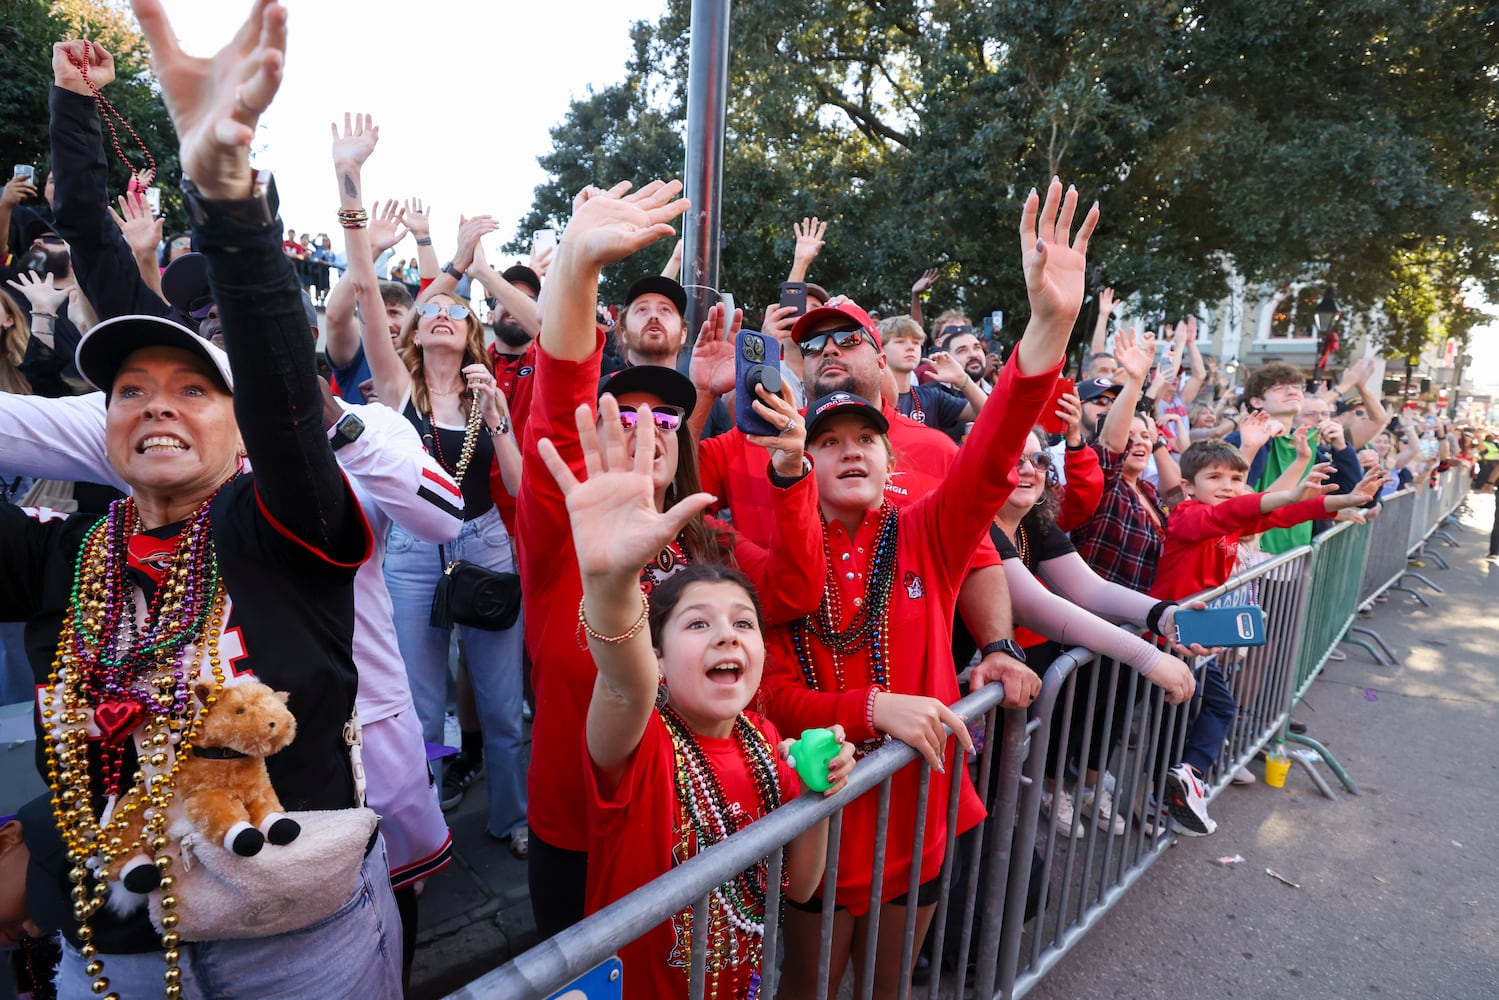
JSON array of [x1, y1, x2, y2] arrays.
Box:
[[151, 0, 668, 265]]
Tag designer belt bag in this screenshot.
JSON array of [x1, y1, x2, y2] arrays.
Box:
[[429, 544, 521, 631]]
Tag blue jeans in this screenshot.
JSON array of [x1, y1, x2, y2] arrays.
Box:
[[1180, 657, 1238, 776], [57, 838, 402, 999], [383, 506, 527, 838]]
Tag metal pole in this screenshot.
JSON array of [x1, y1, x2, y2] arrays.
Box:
[[681, 0, 731, 346]]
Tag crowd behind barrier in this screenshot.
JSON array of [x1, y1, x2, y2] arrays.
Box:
[[445, 475, 1471, 1000]]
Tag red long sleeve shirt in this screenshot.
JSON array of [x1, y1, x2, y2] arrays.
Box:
[[759, 357, 1062, 913], [1150, 492, 1330, 601], [516, 334, 826, 851]]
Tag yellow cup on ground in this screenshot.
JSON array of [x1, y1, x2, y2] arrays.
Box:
[[1264, 749, 1291, 788]]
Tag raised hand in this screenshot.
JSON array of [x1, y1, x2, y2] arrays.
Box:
[[1317, 417, 1346, 451], [109, 193, 164, 259], [330, 111, 379, 168], [912, 267, 941, 296], [536, 395, 715, 581], [792, 217, 827, 266], [1055, 391, 1084, 446], [53, 40, 115, 95], [402, 198, 432, 240], [1097, 285, 1117, 316], [530, 240, 554, 281], [1113, 327, 1154, 383], [1018, 177, 1099, 339], [1, 176, 38, 210], [926, 350, 969, 387], [760, 302, 798, 347], [660, 238, 683, 279], [451, 214, 498, 271], [744, 385, 806, 478], [1293, 460, 1337, 503], [130, 0, 288, 199], [367, 199, 407, 256], [6, 271, 70, 315], [1238, 409, 1273, 455], [1344, 463, 1391, 506], [687, 301, 741, 397], [559, 180, 689, 274]]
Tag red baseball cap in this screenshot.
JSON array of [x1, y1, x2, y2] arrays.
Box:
[[790, 301, 881, 349]]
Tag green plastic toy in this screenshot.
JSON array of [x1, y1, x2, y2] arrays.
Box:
[[787, 728, 840, 793]]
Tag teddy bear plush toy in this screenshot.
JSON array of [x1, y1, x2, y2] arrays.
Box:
[[112, 679, 300, 894]]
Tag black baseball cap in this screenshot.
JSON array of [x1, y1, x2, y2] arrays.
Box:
[[1078, 377, 1122, 403], [598, 363, 697, 415], [623, 275, 687, 315], [501, 264, 541, 298], [804, 391, 889, 438], [161, 252, 214, 319], [76, 314, 234, 395]]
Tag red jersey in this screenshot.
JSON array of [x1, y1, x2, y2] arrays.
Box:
[[1055, 443, 1104, 532], [698, 401, 1003, 570], [1150, 492, 1328, 601], [486, 342, 537, 534], [517, 334, 826, 851], [584, 711, 798, 1000], [760, 358, 1062, 912]]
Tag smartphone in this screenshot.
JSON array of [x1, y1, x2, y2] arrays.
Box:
[[735, 330, 784, 437], [990, 309, 1004, 332], [1039, 377, 1076, 435], [12, 165, 34, 184], [779, 281, 809, 318], [144, 186, 161, 216], [531, 228, 557, 257], [1173, 606, 1266, 648]]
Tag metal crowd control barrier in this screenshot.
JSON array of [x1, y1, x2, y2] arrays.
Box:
[[1351, 488, 1416, 663]]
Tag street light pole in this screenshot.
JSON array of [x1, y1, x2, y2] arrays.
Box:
[[1313, 287, 1340, 375], [681, 0, 731, 346]]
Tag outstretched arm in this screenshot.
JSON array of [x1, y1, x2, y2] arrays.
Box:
[[786, 216, 826, 282], [1089, 285, 1116, 356], [1014, 180, 1099, 375]]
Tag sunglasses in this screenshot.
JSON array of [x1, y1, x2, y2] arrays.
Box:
[[797, 328, 868, 357], [1016, 451, 1053, 471], [614, 405, 685, 433], [941, 324, 974, 336], [415, 303, 471, 321]]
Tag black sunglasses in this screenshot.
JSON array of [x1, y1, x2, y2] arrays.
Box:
[[797, 328, 869, 358]]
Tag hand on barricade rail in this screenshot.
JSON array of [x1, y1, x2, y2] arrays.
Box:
[[969, 652, 1040, 708], [777, 724, 856, 797], [1158, 601, 1221, 659], [1147, 652, 1195, 704], [870, 692, 974, 774]]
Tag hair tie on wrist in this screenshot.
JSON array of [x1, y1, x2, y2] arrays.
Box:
[[1146, 600, 1173, 635]]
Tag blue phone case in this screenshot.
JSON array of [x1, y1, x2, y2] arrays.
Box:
[[1173, 606, 1266, 648], [735, 330, 783, 437]]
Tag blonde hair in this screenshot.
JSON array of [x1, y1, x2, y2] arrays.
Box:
[[931, 308, 972, 341], [398, 290, 490, 417], [878, 315, 925, 345], [0, 295, 33, 395]]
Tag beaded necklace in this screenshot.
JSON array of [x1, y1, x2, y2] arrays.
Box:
[[426, 391, 483, 484], [659, 705, 783, 1000], [791, 500, 900, 692], [905, 385, 924, 423], [42, 488, 233, 1000]]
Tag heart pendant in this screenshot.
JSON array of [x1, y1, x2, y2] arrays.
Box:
[[94, 700, 144, 744]]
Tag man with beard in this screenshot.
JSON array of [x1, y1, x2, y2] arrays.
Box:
[[939, 325, 996, 396], [1047, 375, 1122, 477], [605, 274, 689, 372]]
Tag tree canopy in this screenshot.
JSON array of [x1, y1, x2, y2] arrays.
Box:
[[514, 1, 1497, 359]]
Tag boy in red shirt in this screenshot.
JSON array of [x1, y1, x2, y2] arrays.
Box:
[[1151, 437, 1387, 834]]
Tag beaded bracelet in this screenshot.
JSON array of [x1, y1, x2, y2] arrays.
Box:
[[865, 684, 884, 736], [578, 593, 649, 644], [336, 208, 369, 229]]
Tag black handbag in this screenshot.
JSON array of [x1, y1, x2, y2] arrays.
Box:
[[429, 544, 522, 631]]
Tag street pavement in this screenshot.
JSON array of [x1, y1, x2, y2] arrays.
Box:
[[410, 494, 1499, 999]]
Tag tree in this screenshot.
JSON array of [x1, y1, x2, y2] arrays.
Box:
[[516, 0, 1499, 351], [0, 0, 183, 231]]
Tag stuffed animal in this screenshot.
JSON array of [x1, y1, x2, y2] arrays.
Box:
[[112, 680, 300, 894]]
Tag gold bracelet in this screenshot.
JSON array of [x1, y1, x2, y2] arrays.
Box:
[[577, 593, 649, 645]]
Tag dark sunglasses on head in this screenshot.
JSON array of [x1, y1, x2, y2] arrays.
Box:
[[614, 405, 685, 433], [415, 303, 471, 321], [797, 328, 868, 357], [941, 324, 974, 336]]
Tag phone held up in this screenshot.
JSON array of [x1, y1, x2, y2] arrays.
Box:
[[531, 228, 558, 258], [1038, 377, 1076, 435], [12, 165, 35, 185], [735, 329, 784, 437], [1173, 606, 1266, 648], [779, 281, 809, 319]]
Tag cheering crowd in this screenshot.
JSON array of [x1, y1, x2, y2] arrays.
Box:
[[0, 3, 1488, 999]]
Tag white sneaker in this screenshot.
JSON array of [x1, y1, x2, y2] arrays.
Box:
[[1231, 766, 1256, 786], [1043, 788, 1084, 838], [1164, 763, 1217, 836], [1080, 785, 1127, 835]]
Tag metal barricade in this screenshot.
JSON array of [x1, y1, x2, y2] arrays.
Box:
[[443, 680, 1023, 1000], [1350, 489, 1416, 662]]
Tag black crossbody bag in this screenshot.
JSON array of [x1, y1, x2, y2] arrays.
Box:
[[429, 543, 521, 631]]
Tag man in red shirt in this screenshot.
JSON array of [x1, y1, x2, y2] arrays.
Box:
[[694, 299, 1037, 706]]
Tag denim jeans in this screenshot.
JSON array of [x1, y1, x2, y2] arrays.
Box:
[[1179, 657, 1237, 776], [382, 506, 527, 838], [56, 838, 403, 999]]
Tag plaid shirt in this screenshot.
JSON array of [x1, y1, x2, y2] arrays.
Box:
[[1070, 443, 1167, 593]]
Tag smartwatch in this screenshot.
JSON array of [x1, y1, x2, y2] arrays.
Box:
[[980, 639, 1028, 664], [329, 411, 367, 451]]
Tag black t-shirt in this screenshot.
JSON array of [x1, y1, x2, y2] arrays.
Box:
[[2, 476, 363, 953], [403, 398, 497, 521], [897, 382, 968, 431], [990, 517, 1076, 572]]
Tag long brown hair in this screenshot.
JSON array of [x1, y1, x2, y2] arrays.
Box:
[[398, 291, 491, 417], [0, 295, 33, 395], [671, 426, 731, 565]]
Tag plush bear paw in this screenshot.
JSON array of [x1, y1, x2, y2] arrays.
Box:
[[226, 821, 265, 857], [120, 855, 162, 894], [263, 814, 301, 846]]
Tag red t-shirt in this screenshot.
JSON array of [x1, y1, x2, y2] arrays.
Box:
[[486, 342, 537, 535], [517, 334, 826, 851], [584, 711, 798, 1000], [759, 357, 1062, 913], [1150, 492, 1328, 600]]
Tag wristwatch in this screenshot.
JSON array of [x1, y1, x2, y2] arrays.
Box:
[[442, 262, 465, 281], [329, 411, 367, 451], [980, 639, 1028, 663], [180, 170, 278, 228]]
